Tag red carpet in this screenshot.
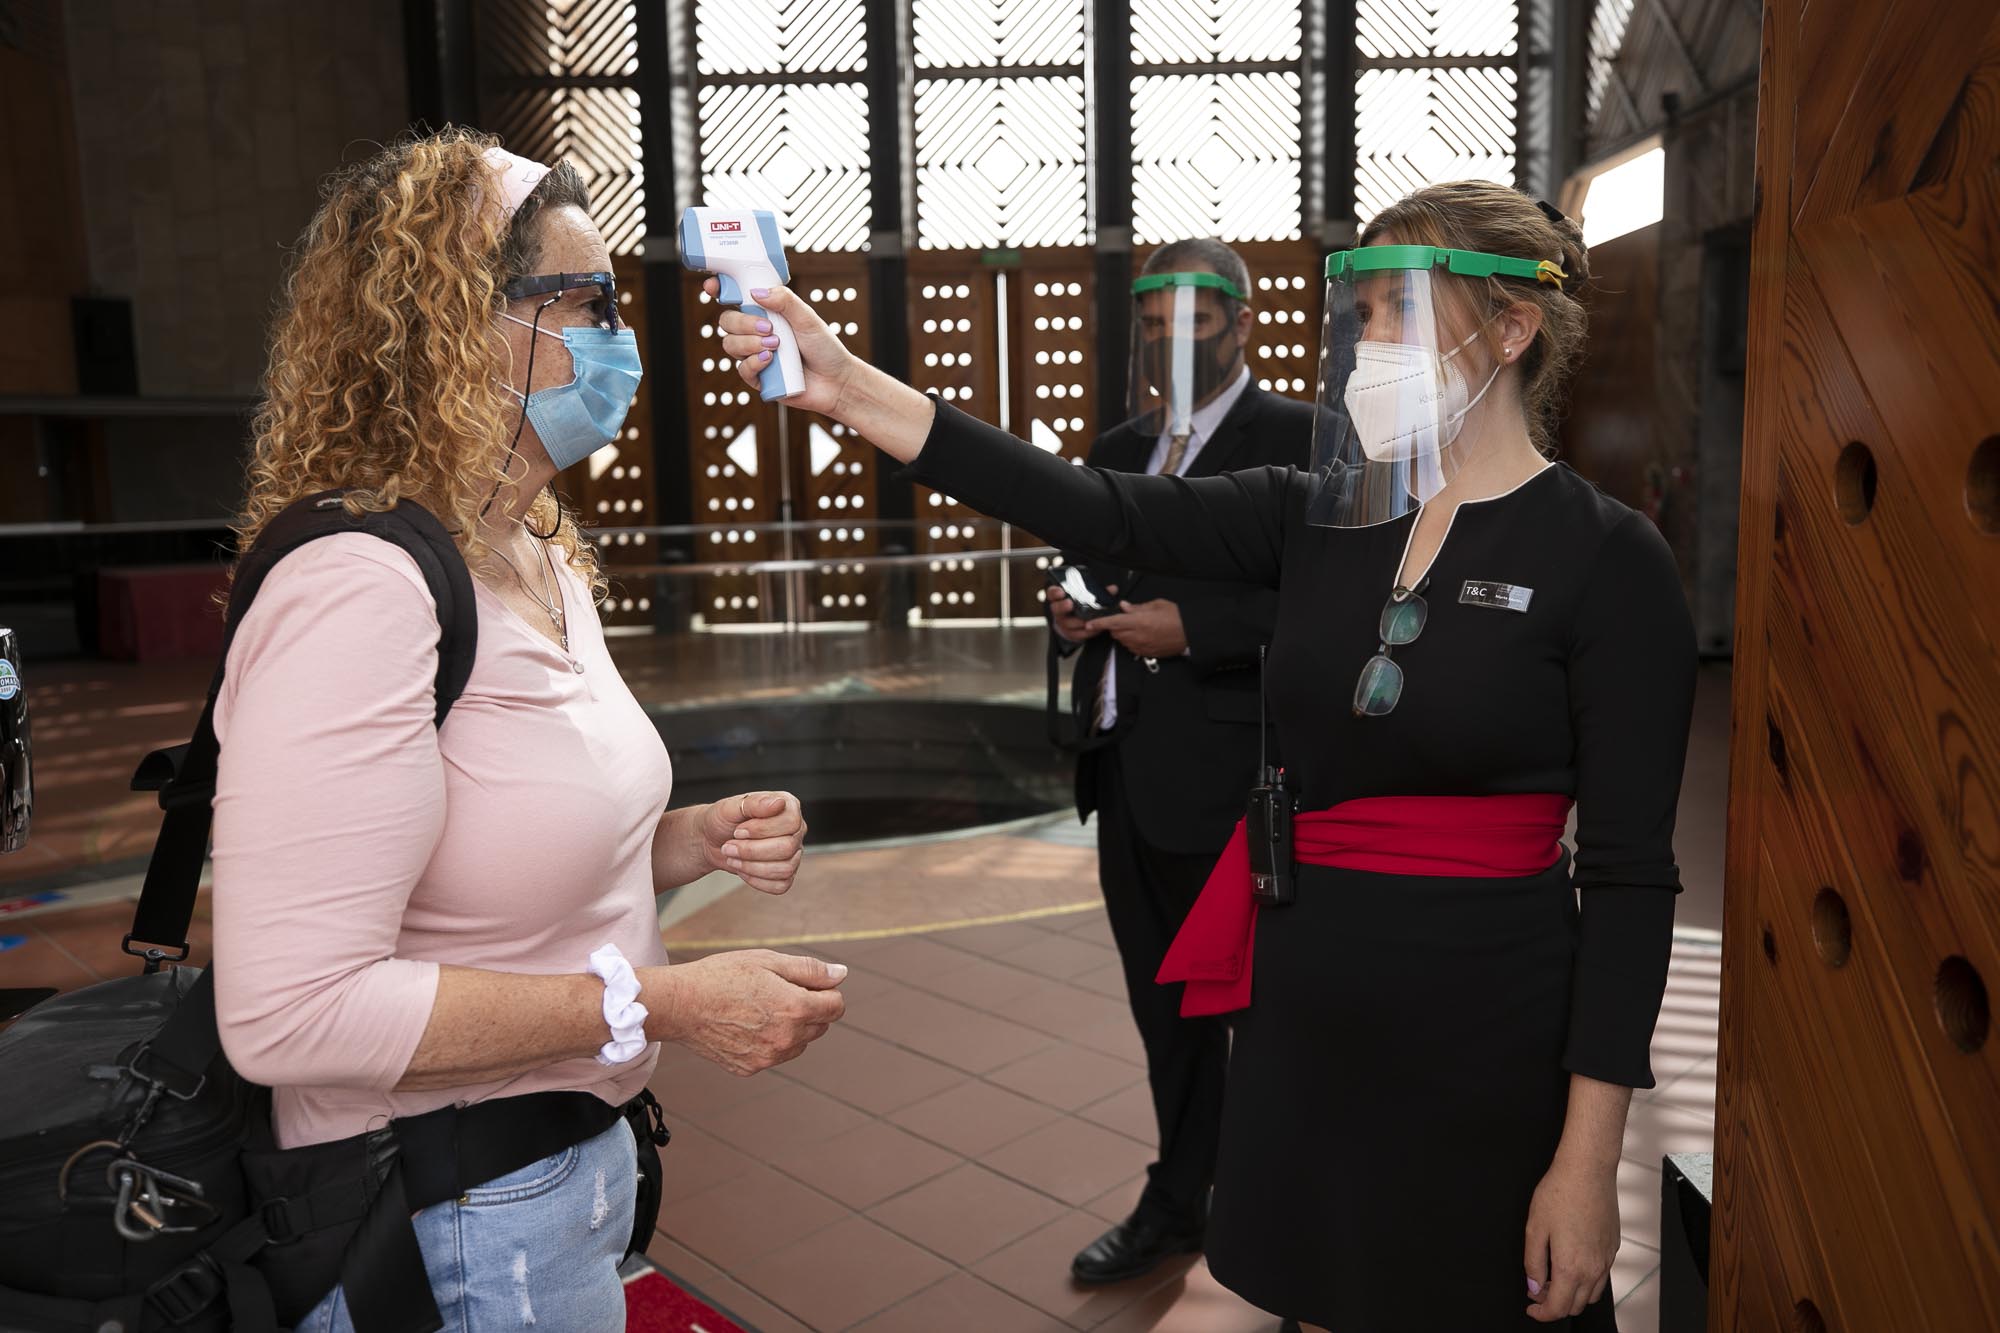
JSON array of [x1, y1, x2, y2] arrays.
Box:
[[622, 1261, 751, 1333]]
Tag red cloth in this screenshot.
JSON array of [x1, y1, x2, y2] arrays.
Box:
[[622, 1264, 748, 1333], [97, 564, 229, 662], [1156, 793, 1574, 1016]]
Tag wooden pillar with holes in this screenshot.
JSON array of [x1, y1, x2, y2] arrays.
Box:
[[1715, 3, 2000, 1328]]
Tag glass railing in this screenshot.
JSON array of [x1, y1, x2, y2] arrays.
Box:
[[0, 519, 1079, 890], [0, 515, 1070, 651]]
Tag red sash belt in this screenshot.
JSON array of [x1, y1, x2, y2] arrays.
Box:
[[1155, 793, 1573, 1017]]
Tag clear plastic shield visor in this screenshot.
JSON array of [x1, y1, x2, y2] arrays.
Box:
[[1127, 272, 1246, 444], [1305, 246, 1561, 528]]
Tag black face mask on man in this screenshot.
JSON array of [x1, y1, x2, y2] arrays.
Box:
[[1138, 326, 1239, 408]]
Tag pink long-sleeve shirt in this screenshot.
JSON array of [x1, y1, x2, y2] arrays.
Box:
[[209, 533, 673, 1149]]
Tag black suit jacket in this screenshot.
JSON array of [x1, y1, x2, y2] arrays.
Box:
[[1057, 383, 1316, 855]]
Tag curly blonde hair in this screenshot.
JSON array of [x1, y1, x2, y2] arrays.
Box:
[[237, 126, 603, 596]]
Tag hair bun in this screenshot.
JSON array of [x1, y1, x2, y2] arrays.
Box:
[[1551, 215, 1590, 290], [1528, 198, 1589, 291]]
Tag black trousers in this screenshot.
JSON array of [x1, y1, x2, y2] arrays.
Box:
[[1092, 751, 1230, 1230]]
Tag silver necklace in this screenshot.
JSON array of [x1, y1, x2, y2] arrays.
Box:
[[490, 533, 568, 651]]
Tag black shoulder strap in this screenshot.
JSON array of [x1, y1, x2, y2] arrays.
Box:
[[123, 492, 478, 962]]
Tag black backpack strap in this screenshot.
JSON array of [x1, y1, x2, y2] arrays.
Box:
[[152, 1091, 624, 1333], [123, 492, 477, 961]]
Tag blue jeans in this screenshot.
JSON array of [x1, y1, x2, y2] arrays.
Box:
[[299, 1117, 637, 1332]]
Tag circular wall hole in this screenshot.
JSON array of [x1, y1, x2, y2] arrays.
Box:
[[1791, 1299, 1827, 1333], [1935, 955, 1990, 1053], [1811, 889, 1851, 968], [1895, 828, 1927, 884], [1968, 435, 2000, 534], [1762, 925, 1778, 965], [1835, 441, 1877, 524]]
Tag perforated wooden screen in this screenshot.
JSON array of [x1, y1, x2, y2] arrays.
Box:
[[792, 261, 879, 623], [681, 0, 878, 626], [679, 259, 878, 627], [575, 257, 659, 623], [906, 259, 1005, 621], [477, 0, 655, 628], [685, 273, 781, 627], [1232, 241, 1321, 403]]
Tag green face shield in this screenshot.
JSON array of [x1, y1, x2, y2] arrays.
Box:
[[1127, 271, 1248, 449], [1306, 245, 1566, 528]]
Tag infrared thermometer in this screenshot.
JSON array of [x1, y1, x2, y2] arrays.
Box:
[[679, 207, 804, 402]]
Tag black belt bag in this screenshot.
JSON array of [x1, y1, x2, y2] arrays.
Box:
[[0, 961, 671, 1333], [244, 1080, 671, 1329]]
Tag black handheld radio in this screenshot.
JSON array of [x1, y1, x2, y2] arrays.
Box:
[[1245, 646, 1297, 907]]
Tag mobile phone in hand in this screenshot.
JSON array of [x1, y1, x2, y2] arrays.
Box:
[[1045, 563, 1120, 620]]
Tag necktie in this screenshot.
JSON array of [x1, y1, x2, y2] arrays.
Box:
[[1161, 431, 1192, 476]]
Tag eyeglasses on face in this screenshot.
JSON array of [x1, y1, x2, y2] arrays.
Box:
[[503, 271, 622, 330]]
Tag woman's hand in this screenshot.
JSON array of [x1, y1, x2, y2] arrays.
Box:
[[642, 950, 846, 1075], [1523, 1154, 1620, 1321], [701, 791, 807, 895], [705, 280, 936, 461], [707, 281, 858, 417]]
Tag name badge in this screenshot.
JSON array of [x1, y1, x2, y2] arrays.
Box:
[[1459, 580, 1533, 613]]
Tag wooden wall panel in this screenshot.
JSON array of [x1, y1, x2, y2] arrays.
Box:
[[0, 0, 84, 395], [1716, 4, 2000, 1329], [907, 256, 1006, 622], [685, 270, 783, 626], [567, 255, 659, 626], [1004, 253, 1099, 618], [791, 257, 878, 624], [679, 256, 878, 628], [1230, 240, 1321, 409], [1559, 222, 1661, 514], [64, 0, 408, 398]]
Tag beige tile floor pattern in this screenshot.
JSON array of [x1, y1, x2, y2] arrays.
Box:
[[644, 908, 1719, 1332]]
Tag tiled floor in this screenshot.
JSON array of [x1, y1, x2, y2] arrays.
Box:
[[637, 913, 1720, 1332], [0, 882, 1717, 1331]]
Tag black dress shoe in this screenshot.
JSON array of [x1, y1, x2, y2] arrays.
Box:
[[1069, 1213, 1204, 1285]]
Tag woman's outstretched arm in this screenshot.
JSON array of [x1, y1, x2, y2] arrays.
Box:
[[707, 282, 1296, 586]]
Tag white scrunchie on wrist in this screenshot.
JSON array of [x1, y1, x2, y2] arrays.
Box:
[[585, 943, 650, 1066]]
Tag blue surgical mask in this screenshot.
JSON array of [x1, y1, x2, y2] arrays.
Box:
[[503, 314, 643, 471]]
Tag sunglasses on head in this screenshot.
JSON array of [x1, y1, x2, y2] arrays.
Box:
[[503, 271, 622, 330]]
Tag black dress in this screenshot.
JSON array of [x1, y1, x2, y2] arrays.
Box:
[[909, 401, 1697, 1331]]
